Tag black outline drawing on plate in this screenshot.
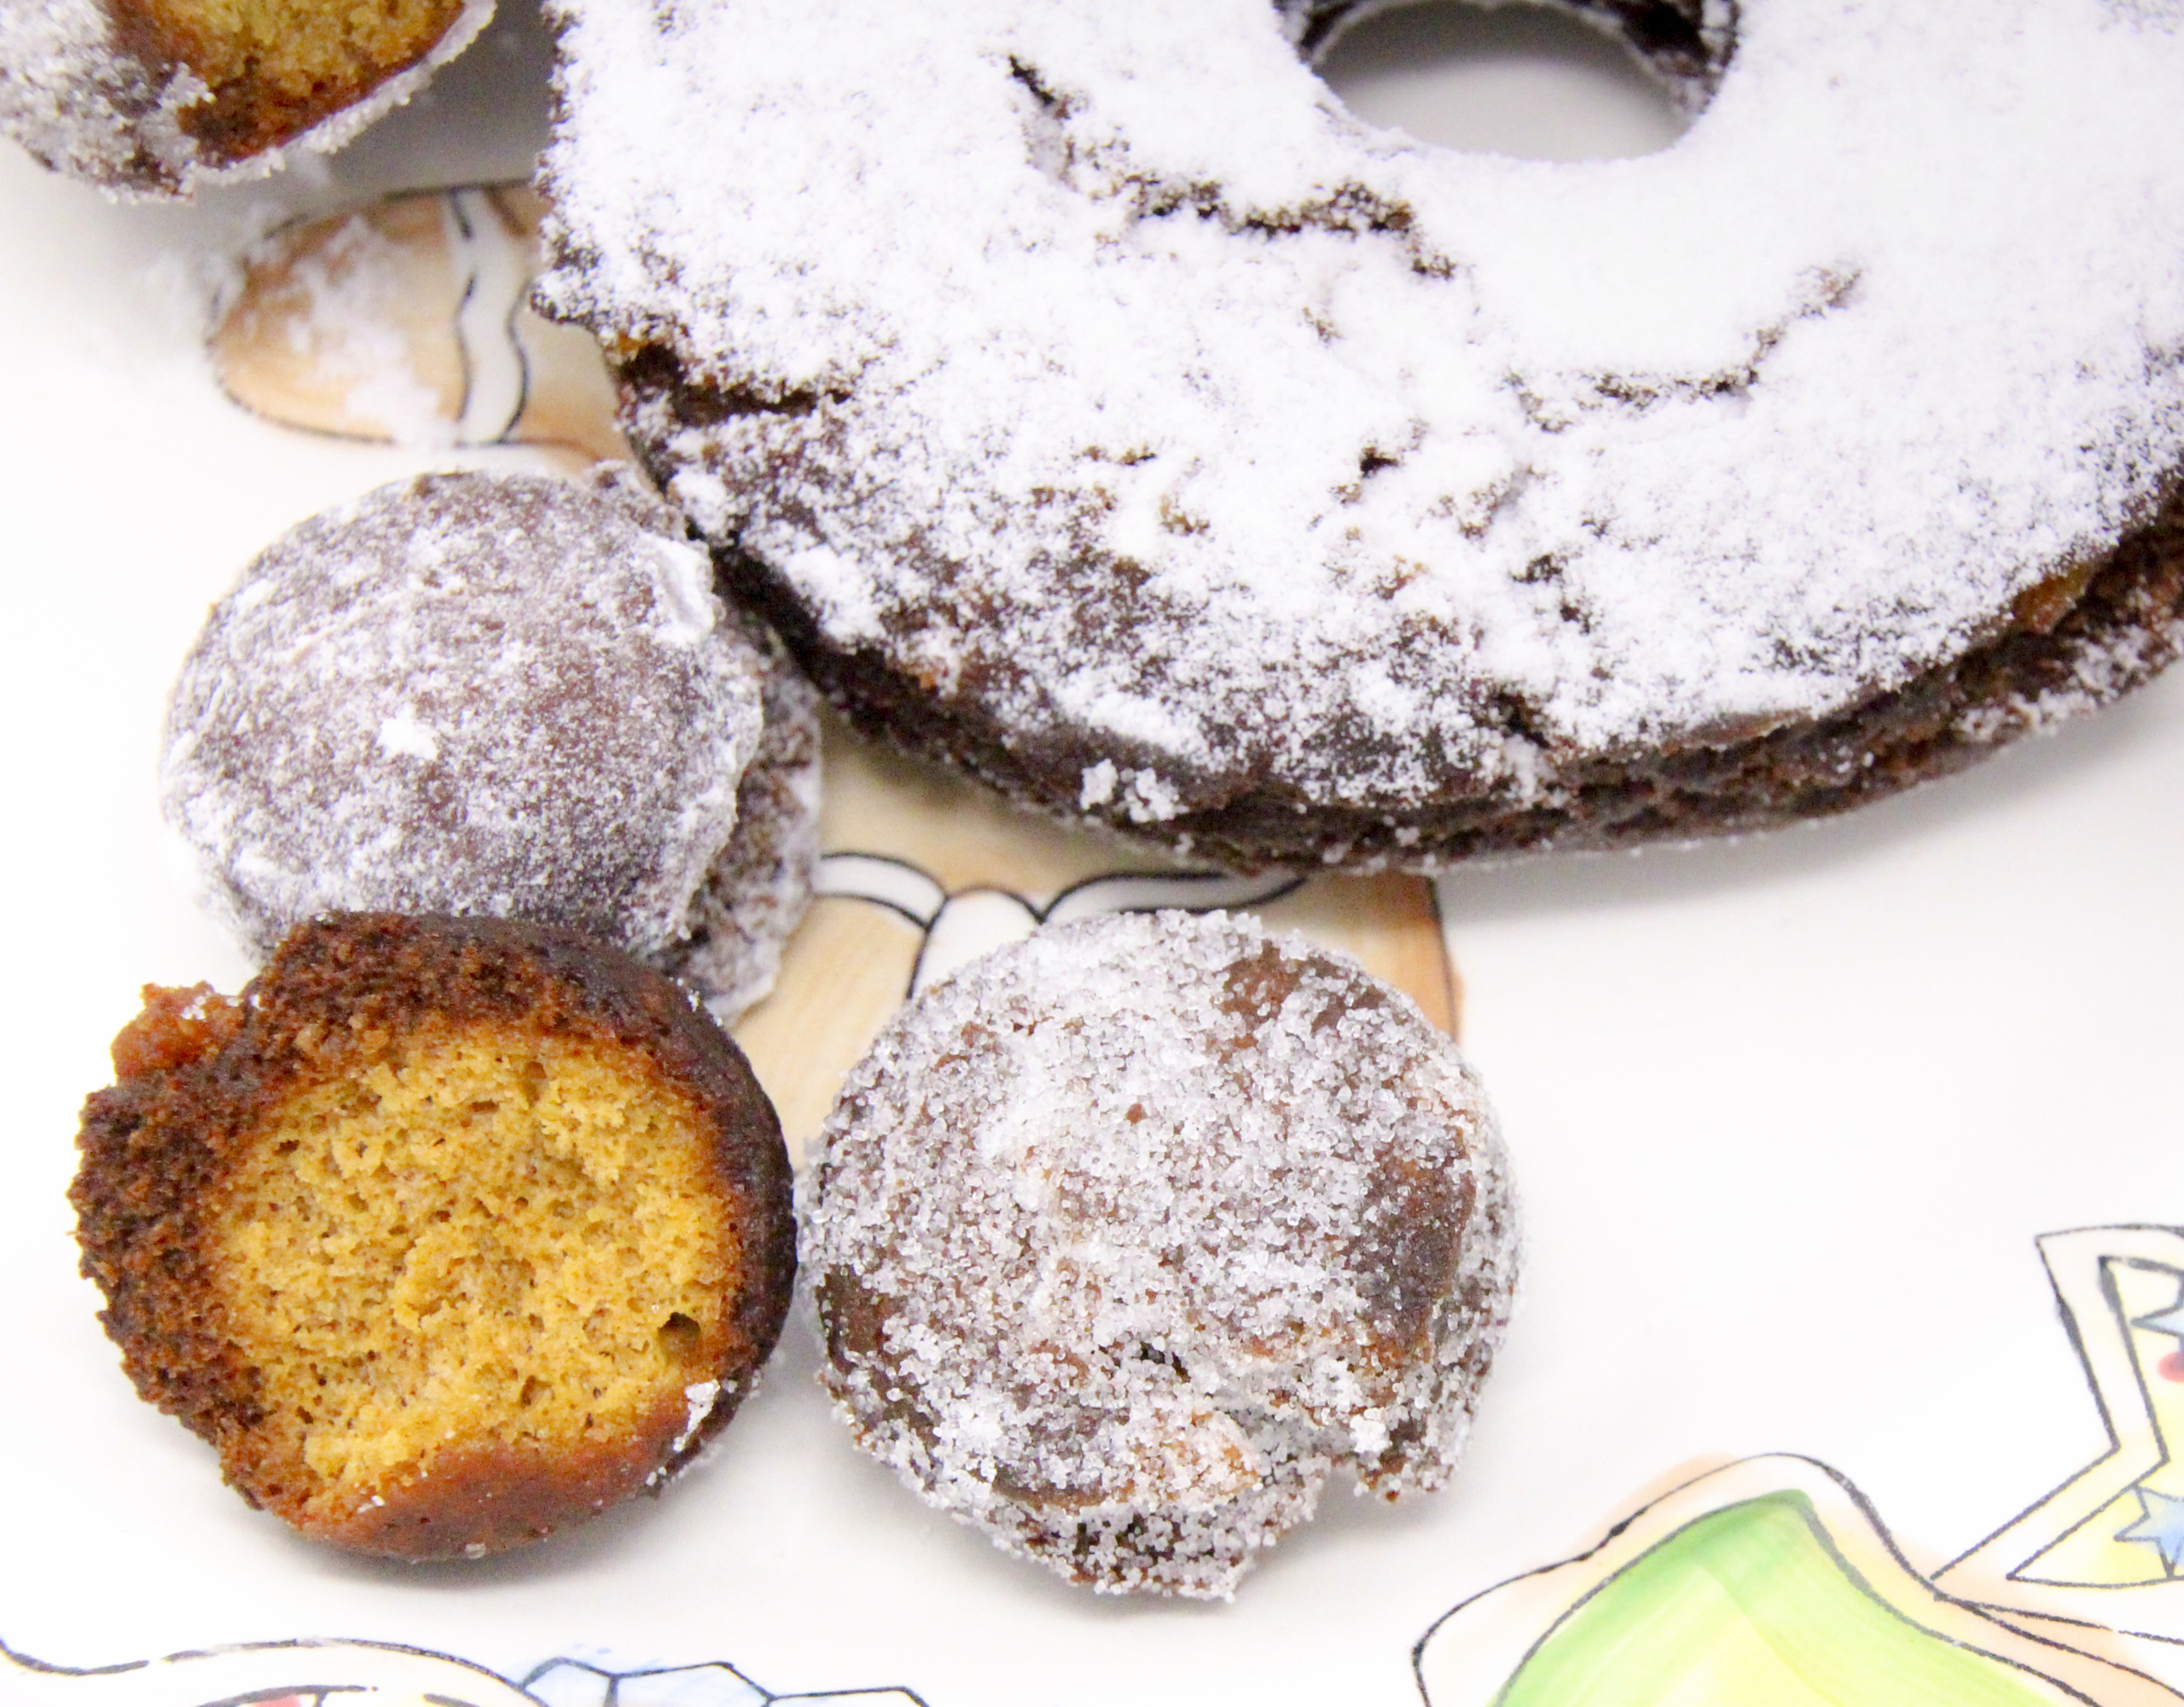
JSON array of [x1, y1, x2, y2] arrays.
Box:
[[0, 1634, 929, 1707], [209, 181, 625, 467], [442, 185, 535, 448], [813, 852, 1303, 996], [1939, 1226, 2184, 1642]]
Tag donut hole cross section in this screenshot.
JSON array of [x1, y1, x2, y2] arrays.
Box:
[[1310, 0, 1725, 160]]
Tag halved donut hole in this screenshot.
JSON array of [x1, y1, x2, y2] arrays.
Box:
[[204, 1024, 738, 1532], [1310, 0, 1719, 161]]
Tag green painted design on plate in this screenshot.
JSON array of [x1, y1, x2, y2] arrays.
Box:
[[1496, 1493, 2058, 1707]]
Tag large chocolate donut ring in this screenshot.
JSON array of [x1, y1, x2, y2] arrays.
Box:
[[539, 0, 2184, 868]]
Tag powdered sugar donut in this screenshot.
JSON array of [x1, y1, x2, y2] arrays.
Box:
[[540, 0, 2184, 868], [804, 910, 1516, 1598], [161, 468, 813, 1018], [0, 0, 493, 197]]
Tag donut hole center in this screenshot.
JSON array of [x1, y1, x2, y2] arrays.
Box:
[[1312, 0, 1708, 160]]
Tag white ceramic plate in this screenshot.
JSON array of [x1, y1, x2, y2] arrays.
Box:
[[6, 8, 2184, 1703]]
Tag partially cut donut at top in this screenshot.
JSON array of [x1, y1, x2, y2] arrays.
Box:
[[0, 0, 494, 195]]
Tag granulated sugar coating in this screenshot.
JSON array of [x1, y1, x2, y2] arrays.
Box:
[[539, 0, 2184, 867], [161, 469, 770, 980], [804, 911, 1517, 1598]]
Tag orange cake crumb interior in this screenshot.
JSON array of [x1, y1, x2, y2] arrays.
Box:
[[210, 1025, 735, 1520], [133, 0, 466, 151]]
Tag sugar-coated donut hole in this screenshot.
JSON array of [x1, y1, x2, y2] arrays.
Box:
[[1310, 0, 1722, 160]]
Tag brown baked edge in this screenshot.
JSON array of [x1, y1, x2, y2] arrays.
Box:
[[703, 473, 2184, 874]]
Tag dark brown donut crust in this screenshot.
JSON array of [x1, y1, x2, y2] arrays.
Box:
[[71, 913, 796, 1560], [701, 466, 2184, 873], [0, 0, 485, 198], [591, 0, 2181, 875]]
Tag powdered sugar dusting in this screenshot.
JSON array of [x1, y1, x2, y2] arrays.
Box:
[[804, 910, 1518, 1598], [675, 1380, 723, 1454], [161, 469, 765, 961], [0, 0, 210, 195], [663, 614, 823, 1025], [540, 0, 2184, 824], [259, 209, 457, 447], [375, 710, 441, 761]]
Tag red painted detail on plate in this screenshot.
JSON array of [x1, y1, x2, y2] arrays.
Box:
[[2158, 1348, 2184, 1381]]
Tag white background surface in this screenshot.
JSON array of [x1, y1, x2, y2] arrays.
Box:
[[3, 5, 2182, 1700]]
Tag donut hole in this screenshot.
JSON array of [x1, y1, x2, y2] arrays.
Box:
[[1311, 0, 1714, 160]]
